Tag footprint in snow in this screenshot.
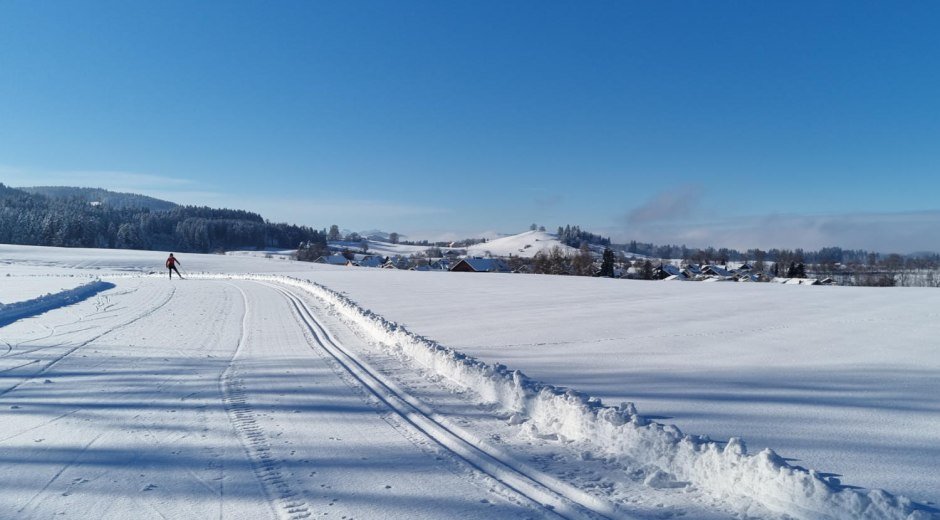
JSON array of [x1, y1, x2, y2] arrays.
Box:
[[142, 484, 157, 492]]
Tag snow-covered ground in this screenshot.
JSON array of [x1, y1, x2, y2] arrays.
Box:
[[1, 244, 937, 519], [304, 268, 940, 508], [329, 239, 432, 257], [0, 270, 90, 304]]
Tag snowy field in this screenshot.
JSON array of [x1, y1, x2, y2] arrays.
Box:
[[0, 244, 937, 519], [304, 268, 940, 506], [0, 270, 88, 304]]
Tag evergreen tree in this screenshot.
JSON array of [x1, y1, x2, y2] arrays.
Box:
[[548, 246, 569, 275], [328, 224, 341, 241], [599, 247, 615, 277]]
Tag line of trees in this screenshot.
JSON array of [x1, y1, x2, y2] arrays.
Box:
[[0, 183, 324, 253], [557, 225, 610, 248], [625, 239, 940, 271]]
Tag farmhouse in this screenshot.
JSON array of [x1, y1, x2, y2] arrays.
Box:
[[314, 254, 350, 266], [653, 264, 683, 280], [450, 258, 511, 273]]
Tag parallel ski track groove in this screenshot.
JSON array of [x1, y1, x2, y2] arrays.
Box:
[[267, 281, 620, 520], [219, 283, 311, 520]]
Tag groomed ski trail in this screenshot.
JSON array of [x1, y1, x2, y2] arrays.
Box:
[[220, 282, 310, 520], [266, 281, 624, 520]]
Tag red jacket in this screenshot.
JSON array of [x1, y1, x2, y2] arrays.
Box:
[[166, 256, 179, 268]]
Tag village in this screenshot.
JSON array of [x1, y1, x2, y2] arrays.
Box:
[[308, 230, 835, 285]]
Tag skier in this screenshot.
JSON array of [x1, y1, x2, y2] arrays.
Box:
[[166, 253, 183, 279]]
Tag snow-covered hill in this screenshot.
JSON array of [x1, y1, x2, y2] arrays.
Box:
[[466, 230, 577, 258]]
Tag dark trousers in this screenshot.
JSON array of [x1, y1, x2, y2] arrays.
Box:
[[168, 266, 182, 279]]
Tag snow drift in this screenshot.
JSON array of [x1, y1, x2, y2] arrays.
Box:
[[201, 274, 933, 520], [0, 279, 115, 327]]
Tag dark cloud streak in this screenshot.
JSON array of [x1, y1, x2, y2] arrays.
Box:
[[627, 185, 703, 224]]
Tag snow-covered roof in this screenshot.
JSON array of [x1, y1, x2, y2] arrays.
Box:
[[658, 264, 683, 277], [451, 258, 511, 273], [702, 265, 732, 277], [663, 274, 689, 281], [356, 256, 384, 268], [316, 255, 350, 266]]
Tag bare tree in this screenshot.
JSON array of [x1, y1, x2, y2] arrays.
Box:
[[572, 243, 594, 276]]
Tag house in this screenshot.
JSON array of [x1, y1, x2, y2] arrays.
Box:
[[356, 255, 384, 268], [450, 258, 511, 273], [653, 263, 683, 280], [315, 254, 350, 266], [702, 265, 732, 277], [382, 256, 411, 269], [429, 259, 451, 271]]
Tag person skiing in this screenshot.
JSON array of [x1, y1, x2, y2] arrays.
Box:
[[166, 253, 183, 279]]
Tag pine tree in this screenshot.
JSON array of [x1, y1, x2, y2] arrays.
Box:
[[599, 247, 615, 277]]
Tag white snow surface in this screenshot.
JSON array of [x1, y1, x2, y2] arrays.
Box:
[[0, 244, 937, 520], [0, 274, 89, 304], [330, 239, 431, 256], [0, 280, 115, 326], [466, 230, 577, 258]]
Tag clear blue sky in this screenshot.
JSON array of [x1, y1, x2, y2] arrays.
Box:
[[2, 1, 939, 252]]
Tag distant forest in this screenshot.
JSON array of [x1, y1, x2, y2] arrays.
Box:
[[21, 186, 178, 211], [624, 240, 940, 269], [0, 184, 326, 253]]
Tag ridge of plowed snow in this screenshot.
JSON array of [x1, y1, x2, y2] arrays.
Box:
[[201, 274, 932, 520], [0, 280, 115, 326]]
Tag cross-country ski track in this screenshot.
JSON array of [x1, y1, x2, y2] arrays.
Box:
[[0, 277, 624, 519], [0, 273, 934, 519]]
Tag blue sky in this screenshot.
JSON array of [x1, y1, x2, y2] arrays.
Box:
[[1, 1, 939, 252]]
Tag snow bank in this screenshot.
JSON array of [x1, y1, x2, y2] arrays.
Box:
[[0, 280, 115, 326], [204, 274, 934, 520]]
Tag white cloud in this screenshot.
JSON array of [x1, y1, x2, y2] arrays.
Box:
[[613, 210, 940, 254], [0, 165, 194, 192]]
